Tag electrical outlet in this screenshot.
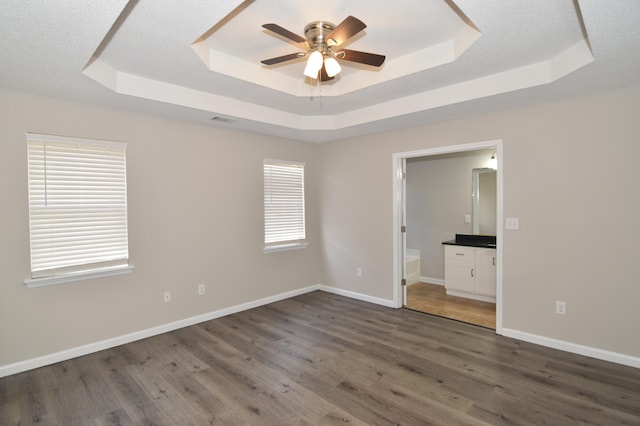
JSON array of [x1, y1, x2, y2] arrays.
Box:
[[164, 291, 171, 303], [464, 214, 471, 224], [505, 217, 520, 230], [356, 267, 362, 278], [555, 300, 566, 315], [198, 284, 205, 295]]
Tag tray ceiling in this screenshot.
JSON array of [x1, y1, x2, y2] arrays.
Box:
[[2, 0, 640, 142]]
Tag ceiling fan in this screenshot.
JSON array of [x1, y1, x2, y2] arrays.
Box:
[[260, 15, 386, 81]]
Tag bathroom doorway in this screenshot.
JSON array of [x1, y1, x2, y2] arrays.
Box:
[[392, 140, 503, 332]]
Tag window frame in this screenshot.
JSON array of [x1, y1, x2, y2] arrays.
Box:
[[263, 158, 308, 253], [24, 133, 133, 287]]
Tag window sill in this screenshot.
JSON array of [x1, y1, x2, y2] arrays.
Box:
[[263, 242, 309, 254], [24, 264, 135, 288]]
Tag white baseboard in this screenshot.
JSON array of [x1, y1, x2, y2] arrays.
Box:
[[501, 328, 640, 369], [317, 285, 396, 308], [420, 276, 444, 286], [0, 284, 321, 379], [4, 285, 638, 378], [446, 289, 496, 304]]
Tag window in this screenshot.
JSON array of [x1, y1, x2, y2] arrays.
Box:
[[25, 133, 132, 286], [263, 159, 307, 252]]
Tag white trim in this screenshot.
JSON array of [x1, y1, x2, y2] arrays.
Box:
[[392, 156, 403, 308], [263, 158, 306, 167], [501, 328, 640, 369], [263, 242, 309, 254], [25, 132, 127, 149], [3, 285, 639, 378], [84, 41, 592, 134], [446, 289, 496, 304], [392, 140, 504, 333], [24, 264, 135, 288], [317, 285, 396, 308], [0, 284, 321, 378], [420, 276, 445, 286]]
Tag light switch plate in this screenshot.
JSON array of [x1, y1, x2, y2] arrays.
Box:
[[464, 214, 471, 224], [505, 217, 520, 230]]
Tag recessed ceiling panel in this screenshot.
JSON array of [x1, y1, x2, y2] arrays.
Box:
[[192, 0, 480, 97]]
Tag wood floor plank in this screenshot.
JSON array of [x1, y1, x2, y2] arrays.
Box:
[[97, 350, 175, 425], [175, 315, 366, 424], [1, 290, 639, 425], [406, 282, 496, 328]]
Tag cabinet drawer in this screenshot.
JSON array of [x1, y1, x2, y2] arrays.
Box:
[[445, 245, 475, 261]]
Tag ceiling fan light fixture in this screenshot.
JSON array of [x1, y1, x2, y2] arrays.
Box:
[[324, 56, 341, 78], [261, 16, 385, 83]]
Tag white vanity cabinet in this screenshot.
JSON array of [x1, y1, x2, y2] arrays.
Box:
[[444, 246, 475, 293], [474, 248, 497, 297], [444, 245, 496, 302]]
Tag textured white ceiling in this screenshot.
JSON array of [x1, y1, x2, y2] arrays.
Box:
[[1, 0, 639, 142]]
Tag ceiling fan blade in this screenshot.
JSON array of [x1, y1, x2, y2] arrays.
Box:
[[261, 52, 306, 66], [337, 49, 386, 67], [319, 65, 335, 82], [326, 16, 366, 46], [262, 23, 306, 44]]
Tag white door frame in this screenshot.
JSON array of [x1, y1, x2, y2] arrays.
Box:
[[392, 139, 504, 334]]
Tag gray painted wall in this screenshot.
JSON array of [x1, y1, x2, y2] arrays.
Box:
[[319, 86, 640, 359], [0, 90, 321, 367], [1, 85, 639, 371]]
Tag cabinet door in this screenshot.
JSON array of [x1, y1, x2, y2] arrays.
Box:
[[445, 260, 475, 293], [475, 248, 496, 297]]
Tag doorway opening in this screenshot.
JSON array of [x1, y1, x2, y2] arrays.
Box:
[[392, 140, 503, 333]]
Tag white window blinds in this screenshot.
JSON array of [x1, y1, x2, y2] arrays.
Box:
[[26, 133, 129, 278], [263, 159, 306, 247]]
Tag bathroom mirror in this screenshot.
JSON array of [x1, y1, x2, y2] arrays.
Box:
[[472, 168, 497, 235]]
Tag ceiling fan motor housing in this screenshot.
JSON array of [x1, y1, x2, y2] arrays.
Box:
[[304, 21, 336, 51]]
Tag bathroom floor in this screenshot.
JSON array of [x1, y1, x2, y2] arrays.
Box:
[[405, 282, 496, 329]]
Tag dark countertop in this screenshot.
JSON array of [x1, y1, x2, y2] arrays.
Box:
[[442, 234, 496, 249]]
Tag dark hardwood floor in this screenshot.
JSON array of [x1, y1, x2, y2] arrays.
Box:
[[1, 291, 639, 425]]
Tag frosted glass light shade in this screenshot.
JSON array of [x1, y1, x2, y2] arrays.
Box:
[[324, 57, 341, 77], [303, 63, 319, 79], [303, 50, 323, 79], [307, 50, 323, 69]]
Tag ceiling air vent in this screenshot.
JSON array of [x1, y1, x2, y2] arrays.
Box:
[[210, 116, 235, 124]]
